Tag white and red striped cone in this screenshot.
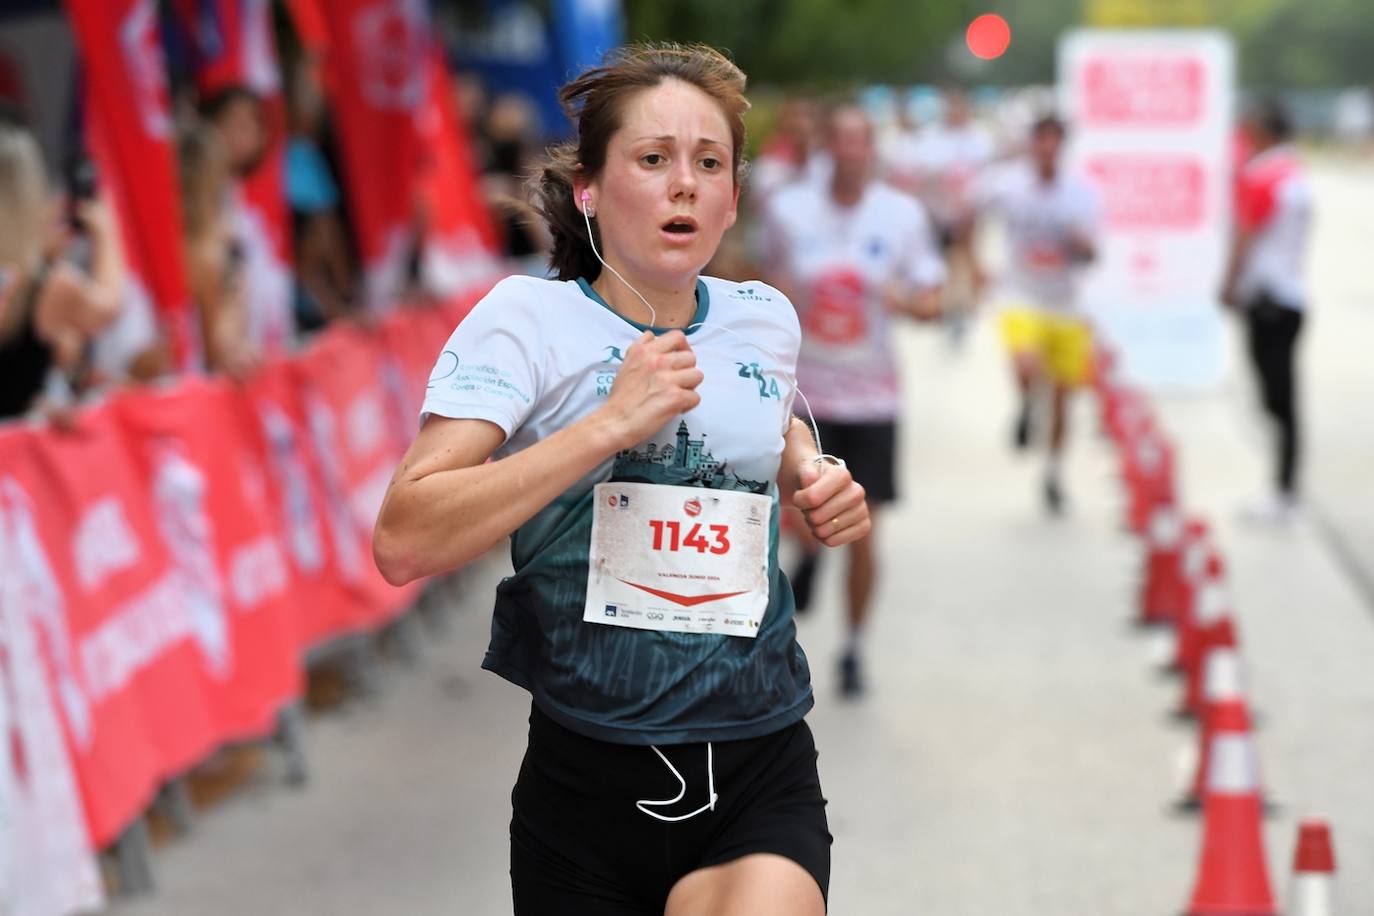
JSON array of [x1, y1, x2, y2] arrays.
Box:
[[1179, 570, 1235, 718], [1170, 531, 1217, 674], [1181, 642, 1245, 810], [1289, 818, 1336, 916], [1139, 503, 1187, 627], [1184, 709, 1278, 915]]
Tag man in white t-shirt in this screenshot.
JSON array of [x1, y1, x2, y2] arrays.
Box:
[[1220, 101, 1312, 523], [971, 115, 1101, 513], [763, 102, 945, 696]]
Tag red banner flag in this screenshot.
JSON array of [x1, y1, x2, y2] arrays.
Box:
[[319, 0, 430, 310], [64, 0, 197, 371], [416, 44, 501, 297], [112, 381, 303, 740]]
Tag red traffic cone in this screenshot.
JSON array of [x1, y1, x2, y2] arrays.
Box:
[[1170, 524, 1215, 671], [1289, 818, 1336, 916], [1181, 640, 1245, 808], [1139, 503, 1187, 626], [1126, 429, 1175, 537], [1180, 559, 1234, 715], [1185, 705, 1277, 915]]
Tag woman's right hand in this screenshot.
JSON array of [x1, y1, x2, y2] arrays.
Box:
[[597, 330, 703, 451]]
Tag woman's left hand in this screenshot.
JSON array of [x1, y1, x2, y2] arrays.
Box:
[[792, 459, 871, 547]]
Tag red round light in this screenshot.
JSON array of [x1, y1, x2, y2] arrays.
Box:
[[966, 14, 1011, 61]]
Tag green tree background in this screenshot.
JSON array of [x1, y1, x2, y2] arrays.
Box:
[[620, 0, 1374, 90]]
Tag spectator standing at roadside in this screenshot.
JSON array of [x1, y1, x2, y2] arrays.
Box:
[[0, 119, 125, 420], [1221, 101, 1312, 524]]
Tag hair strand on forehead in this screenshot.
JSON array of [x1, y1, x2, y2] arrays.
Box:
[[528, 43, 749, 282]]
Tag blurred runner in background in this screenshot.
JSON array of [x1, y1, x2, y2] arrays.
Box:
[[887, 88, 993, 347], [1221, 100, 1312, 524], [972, 115, 1101, 514], [764, 100, 944, 697]]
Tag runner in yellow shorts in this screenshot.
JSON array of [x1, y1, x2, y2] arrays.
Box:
[[972, 116, 1102, 512], [998, 306, 1093, 388]]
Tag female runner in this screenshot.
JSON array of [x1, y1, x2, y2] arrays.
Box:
[[374, 44, 869, 915]]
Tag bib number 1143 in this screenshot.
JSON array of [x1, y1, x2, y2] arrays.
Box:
[[648, 520, 730, 555]]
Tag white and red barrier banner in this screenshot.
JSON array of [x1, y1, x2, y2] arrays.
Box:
[[64, 0, 197, 370], [0, 291, 488, 914], [1058, 30, 1235, 389]]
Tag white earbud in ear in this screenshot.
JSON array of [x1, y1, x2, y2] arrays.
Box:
[[580, 188, 595, 217]]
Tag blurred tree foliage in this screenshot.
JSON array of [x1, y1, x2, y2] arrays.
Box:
[[622, 0, 977, 88], [621, 0, 1374, 89]]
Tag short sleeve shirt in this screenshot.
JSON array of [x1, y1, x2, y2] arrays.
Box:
[[976, 161, 1102, 313], [420, 275, 813, 745], [764, 181, 945, 423]]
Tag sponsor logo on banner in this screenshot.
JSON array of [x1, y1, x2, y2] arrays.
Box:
[[1086, 154, 1206, 230], [684, 498, 702, 518], [152, 445, 230, 678], [1083, 55, 1204, 126], [0, 479, 92, 749], [118, 0, 173, 139], [604, 605, 617, 617], [74, 497, 141, 591], [306, 398, 366, 581], [0, 480, 106, 913], [260, 406, 326, 574], [354, 0, 428, 111]]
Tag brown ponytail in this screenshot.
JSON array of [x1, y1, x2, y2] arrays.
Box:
[[528, 43, 749, 282]]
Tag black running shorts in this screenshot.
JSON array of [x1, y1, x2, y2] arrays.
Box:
[[813, 419, 898, 505], [510, 704, 831, 915]]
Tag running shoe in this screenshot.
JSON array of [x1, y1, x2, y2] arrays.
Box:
[[1238, 492, 1301, 526], [839, 652, 865, 698], [1043, 476, 1064, 515]]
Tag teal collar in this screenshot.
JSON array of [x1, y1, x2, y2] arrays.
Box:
[[576, 276, 710, 336]]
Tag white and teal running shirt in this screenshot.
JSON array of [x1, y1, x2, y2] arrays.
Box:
[[420, 274, 813, 745], [764, 180, 945, 423]]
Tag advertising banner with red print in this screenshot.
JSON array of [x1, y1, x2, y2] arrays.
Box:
[[319, 0, 430, 311], [294, 326, 419, 621], [64, 0, 197, 370], [1059, 31, 1234, 389], [3, 411, 202, 848], [112, 381, 303, 740], [247, 359, 375, 650], [0, 431, 107, 916]]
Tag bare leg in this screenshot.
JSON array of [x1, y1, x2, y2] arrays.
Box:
[[1044, 383, 1071, 513], [838, 519, 877, 696], [666, 854, 825, 916]]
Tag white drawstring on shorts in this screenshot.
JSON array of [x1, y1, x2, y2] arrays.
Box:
[[635, 743, 718, 823]]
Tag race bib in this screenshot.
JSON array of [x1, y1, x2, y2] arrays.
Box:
[[585, 482, 771, 637]]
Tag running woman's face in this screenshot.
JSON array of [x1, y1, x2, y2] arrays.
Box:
[[585, 79, 739, 289]]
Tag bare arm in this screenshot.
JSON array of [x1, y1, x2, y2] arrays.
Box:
[[374, 329, 704, 585]]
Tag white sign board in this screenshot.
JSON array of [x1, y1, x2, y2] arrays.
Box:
[[1058, 30, 1235, 389]]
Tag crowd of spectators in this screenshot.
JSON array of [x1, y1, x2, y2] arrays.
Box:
[[0, 45, 554, 423]]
